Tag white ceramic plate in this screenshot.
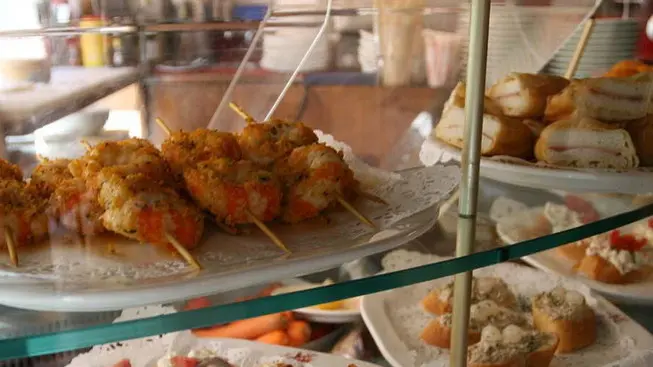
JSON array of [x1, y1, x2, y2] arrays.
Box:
[[496, 209, 653, 305], [360, 251, 653, 367], [0, 164, 459, 312], [272, 278, 361, 324], [421, 138, 653, 194], [67, 332, 380, 367]]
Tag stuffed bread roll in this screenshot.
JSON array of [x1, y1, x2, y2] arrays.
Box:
[[575, 73, 653, 122], [487, 73, 570, 118]]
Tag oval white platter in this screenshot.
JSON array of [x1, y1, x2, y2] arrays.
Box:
[[361, 250, 653, 367], [495, 206, 653, 305], [0, 164, 459, 312], [421, 137, 653, 194], [272, 278, 361, 324], [67, 330, 380, 367]]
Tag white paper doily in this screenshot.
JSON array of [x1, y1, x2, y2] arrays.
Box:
[[362, 250, 653, 367]]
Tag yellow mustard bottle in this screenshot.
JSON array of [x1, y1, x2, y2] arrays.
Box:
[[79, 16, 106, 67]]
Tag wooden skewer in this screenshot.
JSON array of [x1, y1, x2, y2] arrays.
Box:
[[336, 195, 377, 229], [4, 227, 18, 267], [156, 118, 172, 135], [246, 210, 291, 253], [356, 189, 389, 206], [80, 140, 92, 150], [165, 232, 202, 270], [156, 116, 289, 252], [229, 102, 256, 124]]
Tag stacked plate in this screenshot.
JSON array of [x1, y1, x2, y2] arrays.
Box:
[[543, 18, 639, 78], [358, 30, 379, 73]]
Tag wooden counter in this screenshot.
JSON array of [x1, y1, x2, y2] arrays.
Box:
[[147, 76, 447, 165]]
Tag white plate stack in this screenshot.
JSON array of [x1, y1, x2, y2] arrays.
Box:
[[358, 30, 379, 73], [457, 5, 594, 86], [542, 18, 639, 78], [261, 1, 331, 73]]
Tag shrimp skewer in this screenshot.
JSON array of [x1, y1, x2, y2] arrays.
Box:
[[157, 118, 290, 253]]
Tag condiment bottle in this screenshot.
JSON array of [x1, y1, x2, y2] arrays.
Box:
[[79, 15, 106, 67]]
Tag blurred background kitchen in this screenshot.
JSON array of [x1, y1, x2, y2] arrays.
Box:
[[0, 0, 646, 175]]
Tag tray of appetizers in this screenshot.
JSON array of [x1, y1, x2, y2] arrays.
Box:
[[0, 108, 460, 312], [420, 72, 653, 194], [495, 196, 653, 305], [361, 250, 653, 367]]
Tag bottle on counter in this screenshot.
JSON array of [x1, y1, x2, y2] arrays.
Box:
[[79, 15, 107, 67]]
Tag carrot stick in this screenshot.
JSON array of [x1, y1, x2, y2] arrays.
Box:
[[287, 320, 311, 347], [255, 329, 290, 346], [192, 312, 290, 339]]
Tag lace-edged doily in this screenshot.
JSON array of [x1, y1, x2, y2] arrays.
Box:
[[376, 250, 653, 367], [0, 135, 460, 311]]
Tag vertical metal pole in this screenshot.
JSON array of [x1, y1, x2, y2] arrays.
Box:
[[449, 1, 491, 366]]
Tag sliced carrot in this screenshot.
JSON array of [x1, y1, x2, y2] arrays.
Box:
[[287, 320, 311, 347], [111, 360, 132, 367], [192, 312, 289, 339], [184, 297, 212, 311], [255, 329, 290, 346]]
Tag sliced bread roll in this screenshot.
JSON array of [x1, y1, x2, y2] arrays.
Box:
[[422, 277, 518, 316], [626, 115, 653, 166], [544, 80, 582, 123], [532, 287, 596, 353], [487, 73, 570, 118], [467, 325, 558, 367], [435, 83, 534, 159], [534, 117, 639, 169], [575, 73, 653, 122]]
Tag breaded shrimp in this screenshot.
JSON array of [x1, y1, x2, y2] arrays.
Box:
[[49, 178, 105, 236], [183, 158, 282, 226], [30, 158, 73, 198], [275, 143, 357, 223], [238, 120, 318, 166], [69, 138, 175, 189], [97, 168, 204, 249], [0, 180, 49, 249], [160, 129, 242, 177], [0, 159, 23, 182]]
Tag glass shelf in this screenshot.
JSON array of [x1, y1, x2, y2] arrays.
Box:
[[1, 176, 652, 360]]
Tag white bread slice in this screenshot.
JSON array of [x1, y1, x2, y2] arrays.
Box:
[[435, 83, 534, 158], [534, 117, 639, 169], [576, 74, 653, 121], [544, 80, 583, 123], [467, 325, 558, 367], [532, 287, 596, 353], [487, 73, 570, 118], [626, 115, 653, 166]]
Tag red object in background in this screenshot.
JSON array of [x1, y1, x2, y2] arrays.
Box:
[[564, 195, 600, 224], [637, 1, 653, 62]]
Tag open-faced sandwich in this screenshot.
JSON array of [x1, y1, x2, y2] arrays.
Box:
[[421, 276, 518, 315], [467, 324, 559, 367], [421, 300, 528, 349], [487, 72, 570, 118], [575, 229, 653, 284], [534, 116, 640, 169], [531, 286, 596, 354], [434, 82, 534, 159]]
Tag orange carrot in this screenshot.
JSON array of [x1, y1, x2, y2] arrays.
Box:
[[184, 297, 212, 311], [192, 312, 290, 339], [255, 330, 290, 346], [287, 320, 311, 347]]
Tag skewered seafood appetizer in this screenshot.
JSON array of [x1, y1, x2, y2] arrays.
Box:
[[96, 168, 205, 254], [183, 158, 282, 226], [275, 143, 358, 224], [161, 129, 242, 177], [0, 159, 23, 182], [29, 158, 73, 196]]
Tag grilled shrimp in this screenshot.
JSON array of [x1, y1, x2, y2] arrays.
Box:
[[30, 158, 73, 197], [0, 159, 23, 182], [0, 180, 49, 249], [183, 158, 282, 226], [69, 138, 175, 189], [238, 120, 318, 166], [97, 168, 204, 249], [275, 143, 357, 223], [161, 129, 242, 177]]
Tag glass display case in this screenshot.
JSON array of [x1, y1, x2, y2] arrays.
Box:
[[1, 1, 653, 367]]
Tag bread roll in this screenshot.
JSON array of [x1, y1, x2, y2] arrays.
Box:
[[544, 80, 582, 123], [626, 115, 653, 166], [467, 324, 558, 367], [532, 287, 596, 353], [575, 73, 653, 122], [422, 277, 518, 316], [534, 117, 639, 169], [487, 73, 570, 118], [435, 83, 534, 159]]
